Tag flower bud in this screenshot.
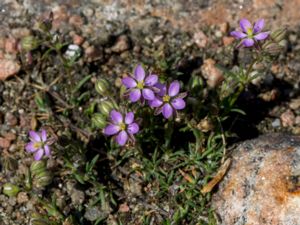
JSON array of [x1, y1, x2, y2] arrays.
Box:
[[30, 160, 46, 177], [264, 43, 284, 56], [20, 36, 39, 51], [33, 171, 53, 188], [3, 183, 20, 197], [270, 28, 286, 43], [91, 113, 107, 129], [98, 100, 116, 116], [189, 75, 203, 90], [95, 78, 111, 96]]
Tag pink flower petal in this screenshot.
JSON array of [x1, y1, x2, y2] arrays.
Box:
[[116, 130, 128, 146], [149, 98, 163, 108], [104, 125, 120, 135], [162, 103, 173, 119], [41, 129, 47, 142], [171, 98, 186, 110], [254, 32, 269, 41], [29, 131, 41, 142], [144, 75, 158, 86], [240, 18, 252, 33], [155, 82, 167, 96], [127, 123, 139, 134], [34, 149, 44, 161], [134, 65, 145, 82], [25, 142, 37, 152], [253, 19, 265, 33], [242, 38, 254, 47], [122, 77, 137, 88], [129, 89, 141, 102], [110, 110, 123, 124], [230, 31, 247, 39], [142, 88, 155, 100], [44, 145, 51, 157], [168, 81, 180, 97], [125, 112, 134, 124]]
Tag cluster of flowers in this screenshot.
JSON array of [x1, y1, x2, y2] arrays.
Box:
[[103, 64, 187, 146], [26, 18, 273, 157]]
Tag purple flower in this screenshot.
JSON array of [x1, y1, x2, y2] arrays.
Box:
[[122, 64, 158, 103], [25, 130, 51, 161], [230, 18, 269, 47], [103, 110, 139, 146], [149, 81, 187, 119]]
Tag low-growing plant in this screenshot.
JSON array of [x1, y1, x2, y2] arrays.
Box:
[[1, 16, 285, 224]]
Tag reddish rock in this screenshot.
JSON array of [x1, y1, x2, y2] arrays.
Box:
[[5, 38, 18, 54], [222, 36, 234, 47], [193, 30, 208, 48], [3, 133, 16, 141], [281, 110, 295, 127], [0, 137, 11, 149], [111, 35, 130, 53], [5, 112, 18, 126], [0, 59, 21, 80], [212, 134, 300, 225], [73, 34, 85, 46], [201, 58, 224, 88]]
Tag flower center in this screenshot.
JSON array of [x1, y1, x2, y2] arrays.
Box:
[[163, 95, 170, 102], [246, 28, 253, 37], [119, 122, 126, 131], [137, 81, 144, 89], [33, 142, 43, 149]]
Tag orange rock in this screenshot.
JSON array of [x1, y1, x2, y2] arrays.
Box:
[[222, 36, 234, 47], [281, 109, 295, 127], [73, 34, 85, 46], [193, 30, 208, 48], [0, 137, 11, 149], [5, 38, 18, 54], [212, 134, 300, 225], [201, 58, 224, 88], [0, 59, 20, 80]]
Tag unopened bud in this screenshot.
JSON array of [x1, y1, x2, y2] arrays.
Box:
[[95, 78, 111, 96], [20, 36, 39, 51], [264, 43, 284, 56], [189, 75, 203, 90], [270, 28, 286, 43], [33, 171, 53, 188], [3, 183, 20, 197], [30, 160, 46, 177], [92, 113, 107, 128], [98, 100, 117, 116]]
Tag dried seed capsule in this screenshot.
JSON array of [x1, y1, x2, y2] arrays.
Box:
[[95, 78, 111, 96], [34, 171, 53, 188], [30, 160, 46, 177], [3, 183, 20, 197], [98, 100, 117, 116], [91, 113, 107, 129], [270, 28, 286, 43]]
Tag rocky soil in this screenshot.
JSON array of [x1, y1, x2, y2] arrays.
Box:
[[0, 0, 300, 224]]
